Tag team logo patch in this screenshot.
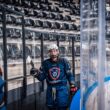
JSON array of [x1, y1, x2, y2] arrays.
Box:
[[49, 67, 60, 80]]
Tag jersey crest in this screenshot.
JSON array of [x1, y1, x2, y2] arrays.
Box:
[[49, 67, 60, 80]]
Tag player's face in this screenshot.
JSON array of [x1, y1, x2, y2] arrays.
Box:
[[48, 49, 59, 59]]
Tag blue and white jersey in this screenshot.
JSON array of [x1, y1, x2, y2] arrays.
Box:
[[36, 58, 75, 86]]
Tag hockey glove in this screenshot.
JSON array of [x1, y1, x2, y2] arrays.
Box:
[[70, 84, 78, 95], [30, 68, 38, 76]]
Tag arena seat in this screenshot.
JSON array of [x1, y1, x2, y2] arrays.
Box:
[[7, 44, 19, 59], [34, 46, 41, 58], [69, 24, 77, 30], [30, 2, 38, 9], [24, 18, 34, 27], [33, 10, 38, 16], [61, 23, 69, 30], [25, 30, 33, 39], [75, 46, 80, 56], [14, 6, 22, 12], [6, 28, 14, 38], [22, 1, 31, 8], [43, 21, 52, 28], [51, 6, 60, 12], [42, 33, 49, 40], [0, 13, 2, 23], [14, 29, 22, 38], [37, 11, 47, 18], [6, 14, 15, 24], [49, 34, 57, 41], [15, 17, 22, 25], [51, 22, 60, 29], [55, 14, 63, 20], [34, 20, 43, 27], [0, 28, 2, 38], [59, 35, 66, 41], [9, 29, 21, 38], [59, 46, 66, 57], [35, 32, 41, 40], [64, 15, 71, 21], [49, 13, 56, 19], [43, 45, 48, 57]]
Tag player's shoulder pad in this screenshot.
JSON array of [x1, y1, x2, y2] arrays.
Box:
[[59, 57, 69, 64], [42, 58, 50, 65]]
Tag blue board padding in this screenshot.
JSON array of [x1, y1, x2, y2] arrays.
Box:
[[69, 89, 80, 110], [0, 105, 6, 110], [70, 76, 110, 110], [82, 76, 110, 110]]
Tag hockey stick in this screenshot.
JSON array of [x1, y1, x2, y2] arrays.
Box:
[[27, 56, 36, 110]]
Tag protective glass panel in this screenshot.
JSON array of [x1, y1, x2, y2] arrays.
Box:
[[0, 12, 3, 75], [6, 15, 23, 79], [25, 30, 41, 73], [43, 33, 57, 60], [5, 15, 24, 109], [81, 0, 108, 110], [81, 0, 99, 110], [25, 30, 41, 95], [105, 1, 110, 110], [59, 34, 67, 58]]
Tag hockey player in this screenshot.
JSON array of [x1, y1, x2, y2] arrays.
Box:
[[0, 67, 6, 110], [30, 44, 77, 110]]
